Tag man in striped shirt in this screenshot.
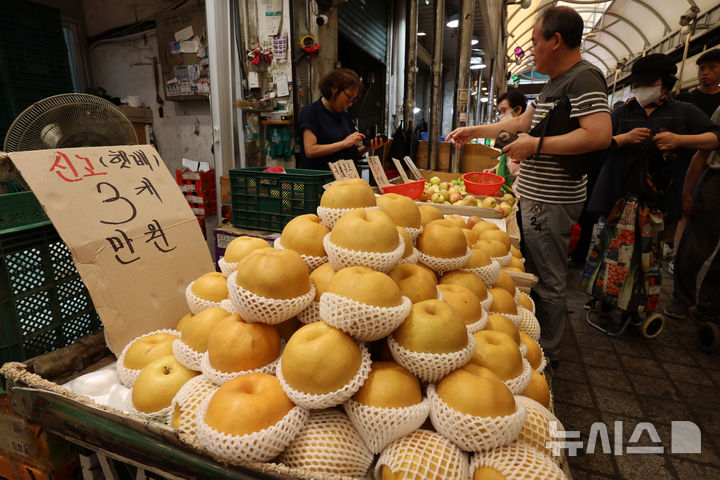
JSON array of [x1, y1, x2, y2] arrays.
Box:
[[446, 6, 612, 367]]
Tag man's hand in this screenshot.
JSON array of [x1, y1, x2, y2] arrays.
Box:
[[653, 131, 680, 151], [343, 131, 365, 149], [445, 127, 477, 147], [621, 127, 651, 145], [501, 133, 539, 162]]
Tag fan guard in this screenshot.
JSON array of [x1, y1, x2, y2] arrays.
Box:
[[4, 93, 138, 153]]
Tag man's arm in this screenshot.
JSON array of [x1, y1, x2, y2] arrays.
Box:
[[446, 107, 534, 147], [682, 149, 709, 216], [502, 111, 612, 160], [653, 131, 720, 151]]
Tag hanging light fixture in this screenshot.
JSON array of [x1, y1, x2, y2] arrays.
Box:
[[446, 14, 459, 28]]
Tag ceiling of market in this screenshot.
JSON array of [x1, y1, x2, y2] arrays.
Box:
[[506, 0, 720, 79]]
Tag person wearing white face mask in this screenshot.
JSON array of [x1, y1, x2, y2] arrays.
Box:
[[589, 54, 720, 222], [486, 89, 527, 179]]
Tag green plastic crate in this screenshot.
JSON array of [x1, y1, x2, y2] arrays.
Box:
[[0, 223, 102, 366], [0, 191, 51, 233], [230, 167, 334, 232]]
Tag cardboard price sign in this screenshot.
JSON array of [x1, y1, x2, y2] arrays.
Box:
[[9, 146, 214, 355]]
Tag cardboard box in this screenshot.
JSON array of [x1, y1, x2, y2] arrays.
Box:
[[213, 225, 278, 269], [415, 141, 500, 172]]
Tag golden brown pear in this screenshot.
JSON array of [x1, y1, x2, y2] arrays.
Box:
[[223, 236, 270, 263], [206, 314, 282, 372], [437, 367, 516, 417], [280, 214, 330, 257], [393, 299, 468, 354], [329, 209, 399, 253], [235, 247, 311, 299], [326, 266, 403, 307], [376, 193, 422, 228], [320, 178, 376, 208], [437, 284, 484, 326], [488, 287, 517, 315], [520, 370, 551, 409], [469, 330, 523, 380], [466, 248, 492, 269], [417, 220, 467, 258], [352, 361, 422, 407], [418, 204, 444, 226], [478, 230, 512, 251], [204, 373, 294, 436], [485, 314, 521, 345], [281, 322, 362, 394], [440, 270, 488, 302], [388, 263, 438, 304], [474, 239, 509, 258], [309, 263, 336, 302], [493, 270, 517, 297], [179, 306, 231, 353], [519, 332, 543, 370], [397, 227, 414, 259], [191, 272, 228, 302]]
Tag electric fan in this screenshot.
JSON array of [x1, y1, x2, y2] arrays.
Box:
[[2, 93, 139, 191]]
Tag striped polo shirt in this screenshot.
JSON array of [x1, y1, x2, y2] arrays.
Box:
[[515, 60, 610, 204]]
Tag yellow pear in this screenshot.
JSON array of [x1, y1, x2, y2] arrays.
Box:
[[329, 209, 399, 253], [417, 220, 467, 258], [520, 370, 551, 409], [397, 226, 414, 259], [474, 239, 509, 258], [235, 247, 310, 299], [206, 314, 282, 372], [493, 270, 516, 297], [223, 236, 269, 263], [471, 221, 499, 237], [485, 314, 521, 345], [466, 247, 492, 269], [123, 332, 179, 370], [437, 367, 516, 417], [388, 263, 438, 304], [470, 330, 523, 380], [352, 361, 422, 408], [280, 214, 330, 257], [281, 322, 362, 394], [478, 230, 512, 251], [393, 299, 468, 354], [437, 283, 483, 326], [519, 332, 543, 370], [440, 270, 488, 302], [418, 204, 444, 226], [309, 263, 336, 302], [320, 178, 376, 209], [191, 272, 228, 302], [327, 265, 403, 307], [488, 288, 517, 315], [179, 306, 231, 353], [377, 193, 422, 228], [204, 372, 294, 436], [132, 355, 198, 413]]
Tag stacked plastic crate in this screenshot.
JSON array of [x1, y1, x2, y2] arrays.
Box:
[[175, 169, 217, 239]]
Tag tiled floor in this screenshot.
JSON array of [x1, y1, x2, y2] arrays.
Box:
[[551, 263, 720, 479]]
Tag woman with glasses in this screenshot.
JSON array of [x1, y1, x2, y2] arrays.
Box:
[[298, 68, 387, 170]]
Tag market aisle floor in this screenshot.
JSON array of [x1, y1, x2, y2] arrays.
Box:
[[552, 263, 720, 479]]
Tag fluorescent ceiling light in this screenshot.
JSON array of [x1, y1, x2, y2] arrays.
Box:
[[480, 97, 489, 103], [446, 15, 459, 28], [413, 107, 421, 114], [417, 31, 426, 36], [470, 64, 485, 70], [471, 37, 479, 45]]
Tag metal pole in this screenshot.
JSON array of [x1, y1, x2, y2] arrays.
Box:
[[676, 29, 693, 94], [428, 0, 445, 171], [403, 0, 418, 128], [475, 72, 482, 125], [485, 59, 496, 123], [450, 0, 474, 173]]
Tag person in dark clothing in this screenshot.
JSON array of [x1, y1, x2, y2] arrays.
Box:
[[667, 106, 720, 320], [588, 54, 720, 229], [675, 49, 720, 119], [297, 68, 388, 170]]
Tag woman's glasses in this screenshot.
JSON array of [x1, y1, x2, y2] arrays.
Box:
[[342, 90, 359, 104]]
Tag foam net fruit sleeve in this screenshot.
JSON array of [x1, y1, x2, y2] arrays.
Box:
[[375, 429, 470, 480], [196, 393, 309, 463], [417, 247, 472, 274], [278, 409, 374, 478], [200, 346, 283, 386], [397, 247, 420, 265], [185, 282, 226, 314], [226, 271, 315, 324], [169, 375, 218, 440], [404, 226, 423, 244], [387, 333, 476, 384], [427, 384, 527, 452], [505, 357, 533, 395], [515, 395, 565, 464], [470, 441, 567, 479], [488, 307, 522, 327], [323, 233, 405, 274], [464, 259, 501, 287], [217, 257, 238, 278], [492, 251, 513, 267], [343, 398, 430, 454], [319, 293, 412, 342], [275, 343, 372, 410], [466, 308, 489, 334], [316, 206, 377, 229], [273, 238, 328, 272], [172, 338, 204, 371], [116, 329, 181, 388], [296, 301, 321, 324], [517, 306, 541, 341], [517, 290, 536, 313], [125, 390, 174, 424]]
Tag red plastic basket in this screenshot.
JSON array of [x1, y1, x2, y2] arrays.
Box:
[[380, 180, 425, 200], [462, 172, 504, 196]]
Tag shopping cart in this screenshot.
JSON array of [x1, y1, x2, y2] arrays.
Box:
[[580, 194, 666, 339]]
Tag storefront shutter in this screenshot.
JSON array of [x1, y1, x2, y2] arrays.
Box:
[[338, 0, 388, 63]]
